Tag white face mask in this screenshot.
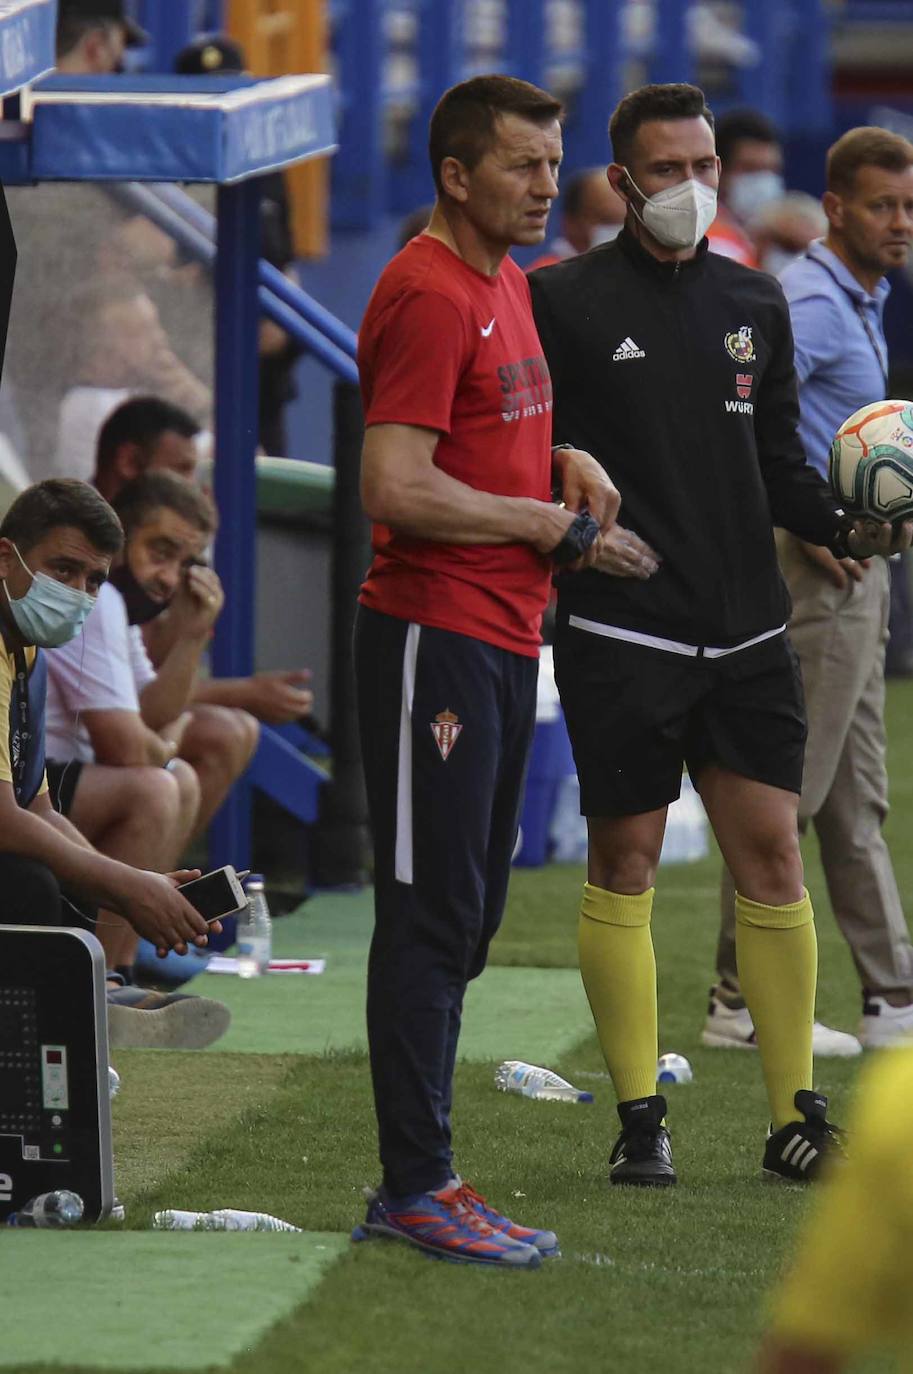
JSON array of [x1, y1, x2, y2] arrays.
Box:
[[624, 169, 718, 250], [727, 170, 784, 224]]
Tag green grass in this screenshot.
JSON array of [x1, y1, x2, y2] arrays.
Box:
[[6, 681, 913, 1374]]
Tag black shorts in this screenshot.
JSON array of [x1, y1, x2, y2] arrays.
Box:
[[45, 760, 84, 817], [553, 621, 806, 817]]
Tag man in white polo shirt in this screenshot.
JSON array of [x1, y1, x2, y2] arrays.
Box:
[[44, 472, 250, 1038]]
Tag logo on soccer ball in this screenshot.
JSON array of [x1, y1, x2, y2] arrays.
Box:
[[431, 708, 462, 761], [736, 373, 753, 399], [725, 325, 755, 362]]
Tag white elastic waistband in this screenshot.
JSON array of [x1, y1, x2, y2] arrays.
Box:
[[567, 616, 786, 659]]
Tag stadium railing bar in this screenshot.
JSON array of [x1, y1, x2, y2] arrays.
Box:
[[330, 0, 834, 230]]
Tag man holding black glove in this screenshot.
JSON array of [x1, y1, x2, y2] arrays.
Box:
[[529, 82, 910, 1189], [352, 74, 618, 1268]]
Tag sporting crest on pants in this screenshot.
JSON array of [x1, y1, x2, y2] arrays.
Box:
[[431, 708, 462, 761]]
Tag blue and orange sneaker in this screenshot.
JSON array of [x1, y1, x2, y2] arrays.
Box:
[[453, 1179, 560, 1257], [351, 1180, 541, 1268]]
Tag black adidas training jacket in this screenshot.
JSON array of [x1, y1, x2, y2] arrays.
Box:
[[530, 229, 848, 647]]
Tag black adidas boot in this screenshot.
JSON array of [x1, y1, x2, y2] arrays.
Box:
[[763, 1090, 847, 1182], [609, 1093, 677, 1187]]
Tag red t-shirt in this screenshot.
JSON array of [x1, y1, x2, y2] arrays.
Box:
[[357, 235, 553, 656]]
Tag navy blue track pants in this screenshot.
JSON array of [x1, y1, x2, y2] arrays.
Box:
[[354, 605, 538, 1197]]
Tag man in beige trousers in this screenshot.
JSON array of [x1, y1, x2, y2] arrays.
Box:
[[703, 126, 913, 1054]]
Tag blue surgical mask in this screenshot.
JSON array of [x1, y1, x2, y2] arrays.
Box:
[[727, 170, 785, 224], [2, 544, 96, 647]]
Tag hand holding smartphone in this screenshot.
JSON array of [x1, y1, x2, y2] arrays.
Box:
[[177, 866, 248, 923]]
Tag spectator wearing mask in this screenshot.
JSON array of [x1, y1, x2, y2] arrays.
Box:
[[94, 396, 314, 726], [45, 472, 259, 876], [750, 191, 828, 279], [708, 109, 784, 268], [0, 479, 224, 1043]]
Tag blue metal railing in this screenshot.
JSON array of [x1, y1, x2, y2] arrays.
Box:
[[109, 182, 358, 385]]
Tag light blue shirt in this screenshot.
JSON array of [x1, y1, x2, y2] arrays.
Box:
[[779, 239, 890, 478]]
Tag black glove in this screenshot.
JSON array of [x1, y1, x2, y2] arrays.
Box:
[[828, 513, 858, 561], [552, 511, 600, 566]]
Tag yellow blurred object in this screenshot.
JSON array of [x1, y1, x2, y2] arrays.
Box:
[[227, 0, 329, 259]]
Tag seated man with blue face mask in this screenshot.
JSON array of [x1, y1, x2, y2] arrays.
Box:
[[0, 479, 220, 986]]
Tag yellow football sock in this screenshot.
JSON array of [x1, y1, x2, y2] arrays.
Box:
[[735, 889, 817, 1130], [579, 883, 657, 1104]]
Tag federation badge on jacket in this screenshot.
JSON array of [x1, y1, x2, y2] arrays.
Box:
[[431, 708, 462, 761], [725, 325, 755, 363]]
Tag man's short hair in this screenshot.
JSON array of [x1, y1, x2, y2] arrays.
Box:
[[96, 397, 201, 483], [0, 478, 123, 556], [56, 16, 114, 58], [609, 83, 714, 167], [428, 74, 563, 196], [714, 108, 780, 166], [113, 471, 215, 539], [827, 126, 913, 195]]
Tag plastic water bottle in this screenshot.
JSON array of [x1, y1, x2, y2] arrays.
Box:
[[152, 1208, 300, 1232], [494, 1060, 594, 1103], [657, 1052, 694, 1084], [6, 1190, 84, 1228], [236, 874, 272, 978], [108, 1065, 121, 1100]]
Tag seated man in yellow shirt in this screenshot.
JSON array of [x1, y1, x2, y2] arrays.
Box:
[[0, 478, 224, 1043], [758, 1048, 913, 1372]]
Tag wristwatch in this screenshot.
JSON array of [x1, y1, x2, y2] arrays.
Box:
[[552, 511, 601, 566]]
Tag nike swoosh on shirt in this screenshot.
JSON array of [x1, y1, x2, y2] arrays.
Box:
[[481, 318, 496, 337]]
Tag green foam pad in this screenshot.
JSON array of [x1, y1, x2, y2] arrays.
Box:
[[197, 891, 592, 1061], [0, 1231, 347, 1370]]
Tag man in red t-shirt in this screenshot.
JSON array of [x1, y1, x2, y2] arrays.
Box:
[[352, 74, 619, 1269]]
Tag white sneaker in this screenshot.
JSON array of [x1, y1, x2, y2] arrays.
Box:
[[858, 996, 913, 1048], [700, 990, 862, 1058]]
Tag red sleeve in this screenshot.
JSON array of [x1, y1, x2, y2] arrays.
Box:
[[360, 290, 469, 435]]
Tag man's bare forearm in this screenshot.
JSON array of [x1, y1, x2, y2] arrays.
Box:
[[1, 805, 135, 911]]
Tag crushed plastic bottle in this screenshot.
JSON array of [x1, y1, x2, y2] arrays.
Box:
[[494, 1061, 594, 1103], [108, 1065, 121, 1100], [6, 1190, 84, 1227], [236, 874, 272, 978], [152, 1207, 300, 1232]]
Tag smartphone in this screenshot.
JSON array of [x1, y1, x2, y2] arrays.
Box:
[[177, 866, 247, 923]]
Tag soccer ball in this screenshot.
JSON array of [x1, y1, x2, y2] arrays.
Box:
[[656, 1052, 693, 1085], [829, 400, 913, 525]]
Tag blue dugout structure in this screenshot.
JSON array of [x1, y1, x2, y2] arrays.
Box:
[[0, 4, 340, 889]]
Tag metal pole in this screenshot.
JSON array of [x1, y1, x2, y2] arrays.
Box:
[[569, 0, 624, 170], [331, 0, 386, 229], [649, 0, 692, 87], [506, 0, 546, 89], [208, 178, 262, 883], [140, 1, 196, 74]]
